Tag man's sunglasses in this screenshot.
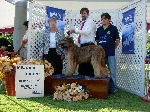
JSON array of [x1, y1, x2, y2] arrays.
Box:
[[101, 18, 107, 21]]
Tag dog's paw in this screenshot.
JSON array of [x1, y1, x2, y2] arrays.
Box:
[[103, 75, 108, 78], [94, 75, 102, 78], [104, 69, 109, 78], [65, 73, 73, 76]]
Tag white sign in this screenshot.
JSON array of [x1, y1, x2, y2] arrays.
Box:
[[15, 65, 44, 98]]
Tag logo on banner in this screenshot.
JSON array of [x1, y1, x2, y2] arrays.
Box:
[[50, 12, 62, 20], [46, 6, 66, 31], [122, 8, 135, 54]]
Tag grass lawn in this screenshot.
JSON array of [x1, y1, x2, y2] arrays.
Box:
[[0, 82, 150, 112]]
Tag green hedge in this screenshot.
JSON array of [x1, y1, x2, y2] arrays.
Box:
[[0, 33, 13, 44]]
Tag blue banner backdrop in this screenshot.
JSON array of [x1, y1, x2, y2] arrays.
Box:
[[46, 6, 66, 31], [122, 8, 135, 54]]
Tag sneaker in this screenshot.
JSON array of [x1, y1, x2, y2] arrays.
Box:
[[141, 95, 150, 102]]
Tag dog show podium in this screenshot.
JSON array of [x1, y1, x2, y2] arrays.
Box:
[[44, 74, 110, 99]]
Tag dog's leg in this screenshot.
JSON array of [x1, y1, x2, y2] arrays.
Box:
[[101, 48, 109, 77], [96, 65, 103, 78], [91, 57, 102, 78], [101, 56, 108, 78], [66, 59, 77, 76], [103, 68, 109, 78], [98, 59, 109, 78]]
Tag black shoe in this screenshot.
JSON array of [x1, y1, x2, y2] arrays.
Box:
[[111, 89, 118, 94], [108, 89, 111, 94]]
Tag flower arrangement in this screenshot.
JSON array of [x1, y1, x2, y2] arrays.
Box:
[[0, 56, 54, 81], [0, 56, 21, 81], [53, 83, 89, 101], [16, 59, 54, 78]]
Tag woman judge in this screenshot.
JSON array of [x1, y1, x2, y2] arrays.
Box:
[[40, 17, 65, 75]]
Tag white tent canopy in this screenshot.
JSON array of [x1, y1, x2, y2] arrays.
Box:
[[0, 0, 150, 28], [0, 0, 15, 28], [0, 0, 29, 29]]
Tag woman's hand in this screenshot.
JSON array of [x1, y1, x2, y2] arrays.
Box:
[[61, 55, 65, 60], [40, 53, 43, 58]]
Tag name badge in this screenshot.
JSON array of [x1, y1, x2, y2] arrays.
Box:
[[99, 41, 106, 43]]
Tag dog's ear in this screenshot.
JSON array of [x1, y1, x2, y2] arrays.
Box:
[[69, 37, 74, 43], [70, 37, 73, 39], [66, 36, 70, 38]]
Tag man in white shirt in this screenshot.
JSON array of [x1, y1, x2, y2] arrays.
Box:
[[68, 7, 96, 76], [18, 21, 29, 59]]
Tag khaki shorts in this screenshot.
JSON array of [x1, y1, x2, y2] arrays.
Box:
[[22, 47, 27, 59]]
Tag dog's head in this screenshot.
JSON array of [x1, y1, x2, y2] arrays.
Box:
[[60, 36, 74, 49]]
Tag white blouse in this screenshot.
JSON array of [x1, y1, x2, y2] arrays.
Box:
[[50, 32, 56, 48]]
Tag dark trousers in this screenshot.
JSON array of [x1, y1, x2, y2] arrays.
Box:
[[44, 48, 63, 75], [78, 43, 95, 76]]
